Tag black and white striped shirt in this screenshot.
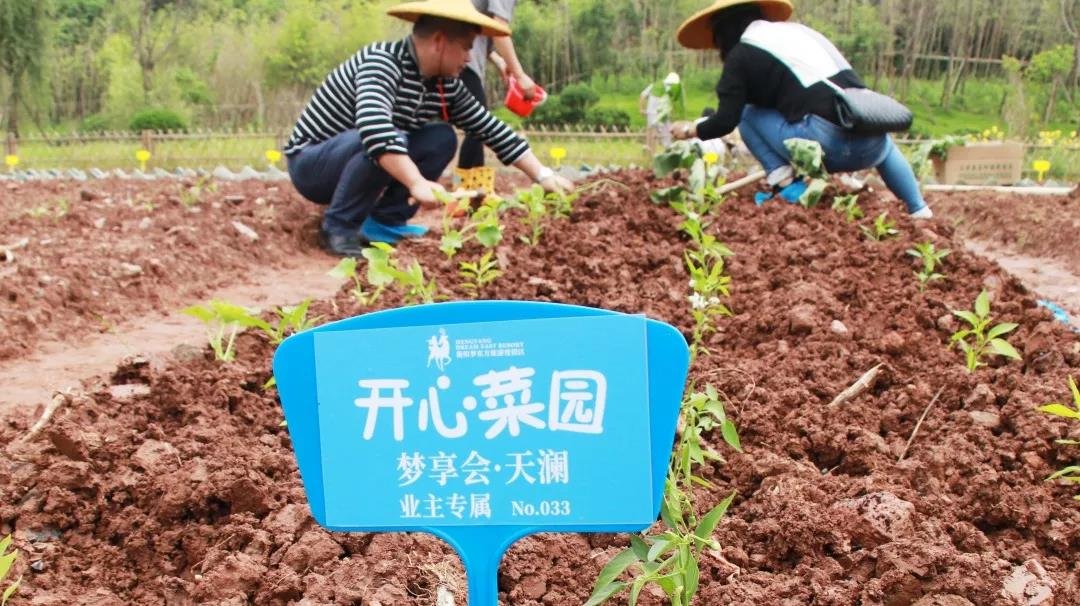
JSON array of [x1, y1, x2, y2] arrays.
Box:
[[284, 37, 530, 165]]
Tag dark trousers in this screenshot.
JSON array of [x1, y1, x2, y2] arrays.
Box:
[[457, 67, 487, 169], [287, 123, 458, 235]]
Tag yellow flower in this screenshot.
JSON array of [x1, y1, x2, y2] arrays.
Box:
[[549, 147, 566, 160], [265, 149, 282, 164], [4, 154, 18, 168], [135, 149, 151, 163], [703, 152, 719, 165]]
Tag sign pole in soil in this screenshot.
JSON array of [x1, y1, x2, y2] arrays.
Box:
[[273, 301, 689, 605]]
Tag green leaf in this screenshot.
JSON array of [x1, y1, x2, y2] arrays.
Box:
[[0, 553, 15, 583], [584, 581, 628, 606], [182, 304, 215, 323], [1069, 376, 1080, 405], [1037, 404, 1080, 419], [721, 419, 742, 452], [694, 491, 736, 540], [975, 290, 991, 318], [476, 224, 502, 248], [647, 538, 675, 563], [588, 548, 639, 596], [1047, 465, 1080, 481], [1055, 438, 1080, 445], [987, 322, 1018, 339], [629, 535, 650, 562], [2, 577, 19, 606], [953, 310, 980, 327], [685, 559, 700, 602], [989, 338, 1021, 360], [327, 257, 357, 280]]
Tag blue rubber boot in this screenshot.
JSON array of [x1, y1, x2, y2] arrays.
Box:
[[753, 190, 774, 206], [360, 217, 429, 244]]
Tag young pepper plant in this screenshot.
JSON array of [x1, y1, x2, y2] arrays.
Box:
[[182, 300, 268, 362], [950, 290, 1021, 372], [458, 250, 502, 298], [907, 242, 951, 290], [1036, 376, 1080, 500], [329, 257, 385, 306], [860, 212, 899, 241]]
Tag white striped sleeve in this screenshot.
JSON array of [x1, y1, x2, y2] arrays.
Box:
[[354, 50, 409, 157], [446, 79, 529, 165]]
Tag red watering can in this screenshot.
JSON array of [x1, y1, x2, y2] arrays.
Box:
[[504, 77, 547, 117]]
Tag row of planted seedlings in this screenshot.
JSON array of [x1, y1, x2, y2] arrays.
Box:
[[583, 136, 1080, 605], [785, 139, 1078, 490], [585, 142, 742, 606]]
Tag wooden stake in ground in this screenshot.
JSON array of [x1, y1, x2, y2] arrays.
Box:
[[898, 386, 946, 462], [828, 364, 884, 408]]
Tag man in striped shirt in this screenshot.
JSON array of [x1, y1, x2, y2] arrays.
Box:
[[285, 0, 572, 257]]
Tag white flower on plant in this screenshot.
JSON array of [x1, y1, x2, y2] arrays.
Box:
[[688, 292, 707, 310]]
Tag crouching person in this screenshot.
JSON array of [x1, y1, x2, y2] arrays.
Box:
[[284, 0, 572, 256]]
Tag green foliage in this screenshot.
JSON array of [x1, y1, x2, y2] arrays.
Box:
[[950, 290, 1021, 372], [831, 193, 864, 223], [525, 83, 600, 126], [784, 138, 829, 206], [907, 242, 951, 290], [328, 256, 384, 306], [263, 3, 336, 90], [129, 107, 187, 132], [0, 534, 20, 606], [0, 0, 48, 132], [458, 250, 502, 298], [362, 242, 442, 305], [860, 212, 899, 241], [182, 299, 269, 362], [584, 107, 631, 129], [1036, 376, 1080, 500], [517, 184, 550, 246], [265, 299, 320, 344], [79, 114, 109, 133]]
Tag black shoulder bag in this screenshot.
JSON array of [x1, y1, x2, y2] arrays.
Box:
[[823, 79, 913, 135]]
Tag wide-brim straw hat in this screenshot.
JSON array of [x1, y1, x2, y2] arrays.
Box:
[[676, 0, 793, 49], [388, 0, 511, 38]]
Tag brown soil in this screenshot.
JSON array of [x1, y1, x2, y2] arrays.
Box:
[[927, 190, 1080, 275], [2, 170, 1079, 605]]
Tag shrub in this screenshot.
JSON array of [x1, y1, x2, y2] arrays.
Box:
[[584, 107, 631, 129], [129, 108, 187, 132], [79, 114, 110, 133]]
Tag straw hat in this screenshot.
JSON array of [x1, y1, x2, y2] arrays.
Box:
[[676, 0, 793, 50], [388, 0, 511, 38]]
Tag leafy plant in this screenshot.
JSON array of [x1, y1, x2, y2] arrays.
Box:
[[364, 242, 443, 305], [471, 196, 505, 249], [784, 138, 828, 207], [516, 184, 549, 245], [458, 250, 502, 298], [831, 193, 864, 222], [0, 535, 19, 606], [265, 299, 320, 344], [1036, 376, 1080, 500], [950, 290, 1021, 372], [182, 299, 268, 362], [907, 242, 951, 290], [860, 212, 899, 241], [329, 256, 384, 306], [586, 386, 741, 606], [685, 247, 732, 359]]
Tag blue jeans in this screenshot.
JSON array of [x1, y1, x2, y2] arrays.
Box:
[[287, 123, 458, 235], [738, 105, 926, 213]]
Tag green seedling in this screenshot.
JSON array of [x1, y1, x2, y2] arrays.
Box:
[[587, 386, 741, 606], [364, 242, 443, 305], [685, 251, 732, 359], [266, 299, 320, 344], [458, 250, 502, 298], [517, 185, 549, 245], [950, 290, 1021, 372], [784, 138, 828, 207], [831, 193, 864, 222], [860, 212, 899, 241], [329, 257, 385, 306], [0, 535, 19, 606], [182, 299, 268, 362], [471, 196, 505, 249], [26, 198, 70, 220], [1036, 376, 1080, 500], [907, 242, 951, 290]]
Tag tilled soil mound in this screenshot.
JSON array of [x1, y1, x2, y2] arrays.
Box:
[[2, 170, 1078, 605], [0, 178, 322, 362], [927, 189, 1080, 274]]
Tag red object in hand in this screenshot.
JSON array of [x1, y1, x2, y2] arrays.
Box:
[[504, 77, 547, 117]]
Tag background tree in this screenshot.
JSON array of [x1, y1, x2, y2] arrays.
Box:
[[0, 0, 49, 135]]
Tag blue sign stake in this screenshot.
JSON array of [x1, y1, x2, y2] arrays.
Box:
[[273, 301, 689, 605]]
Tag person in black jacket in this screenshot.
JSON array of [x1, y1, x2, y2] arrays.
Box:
[[671, 0, 932, 218]]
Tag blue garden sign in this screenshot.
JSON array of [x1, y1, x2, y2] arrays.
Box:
[[274, 301, 689, 606]]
